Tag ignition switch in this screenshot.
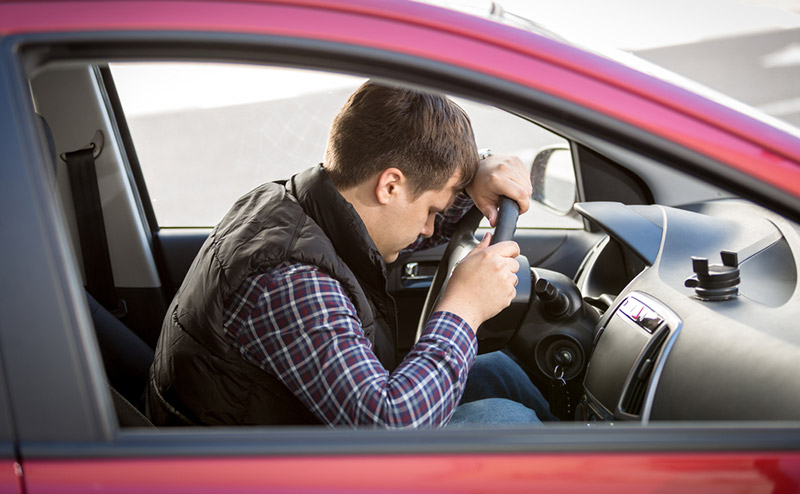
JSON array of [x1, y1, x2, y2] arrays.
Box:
[[555, 349, 574, 367]]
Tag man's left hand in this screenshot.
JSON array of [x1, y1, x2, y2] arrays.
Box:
[[466, 154, 532, 226]]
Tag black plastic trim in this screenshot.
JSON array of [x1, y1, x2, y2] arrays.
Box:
[[0, 62, 21, 448], [18, 425, 800, 458], [578, 143, 656, 205], [1, 34, 115, 443]]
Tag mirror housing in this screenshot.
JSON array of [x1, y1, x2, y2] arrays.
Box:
[[531, 145, 577, 214]]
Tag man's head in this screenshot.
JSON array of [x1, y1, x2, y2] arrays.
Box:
[[325, 81, 480, 262], [325, 81, 479, 198]]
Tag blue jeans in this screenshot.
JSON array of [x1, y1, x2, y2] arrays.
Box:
[[448, 351, 556, 426]]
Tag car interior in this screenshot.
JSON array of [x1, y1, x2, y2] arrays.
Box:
[[23, 49, 800, 430]]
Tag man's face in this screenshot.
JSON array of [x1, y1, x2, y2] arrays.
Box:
[[376, 172, 461, 263]]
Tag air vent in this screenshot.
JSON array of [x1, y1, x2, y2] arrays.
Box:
[[619, 329, 668, 417]]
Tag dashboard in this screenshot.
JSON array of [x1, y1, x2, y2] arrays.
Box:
[[572, 199, 800, 422]]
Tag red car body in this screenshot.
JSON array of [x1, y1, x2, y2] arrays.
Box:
[[19, 453, 800, 493], [0, 1, 799, 492]]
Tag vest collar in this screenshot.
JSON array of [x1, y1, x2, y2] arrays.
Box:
[[288, 165, 388, 288]]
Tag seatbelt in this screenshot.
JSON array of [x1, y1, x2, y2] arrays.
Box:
[[65, 146, 127, 318]]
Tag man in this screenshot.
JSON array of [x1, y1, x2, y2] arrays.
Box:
[[147, 81, 551, 427]]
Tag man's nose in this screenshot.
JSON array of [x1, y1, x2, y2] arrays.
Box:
[[420, 217, 435, 238]]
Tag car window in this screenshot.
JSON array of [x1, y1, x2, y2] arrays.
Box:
[[110, 62, 582, 229]]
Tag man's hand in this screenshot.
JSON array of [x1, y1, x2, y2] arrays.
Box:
[[434, 233, 520, 332], [466, 154, 532, 226]]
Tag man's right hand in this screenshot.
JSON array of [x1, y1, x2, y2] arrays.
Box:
[[434, 232, 520, 332]]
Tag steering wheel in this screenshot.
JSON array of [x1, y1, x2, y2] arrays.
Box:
[[415, 197, 531, 354]]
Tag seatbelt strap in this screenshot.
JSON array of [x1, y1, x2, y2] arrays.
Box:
[[65, 146, 126, 317]]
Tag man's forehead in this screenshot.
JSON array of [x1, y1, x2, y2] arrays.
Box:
[[432, 172, 462, 208], [415, 170, 462, 205]]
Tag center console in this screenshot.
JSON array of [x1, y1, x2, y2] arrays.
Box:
[[579, 292, 682, 423]]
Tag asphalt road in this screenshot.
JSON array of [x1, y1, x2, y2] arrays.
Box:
[[635, 27, 800, 131]]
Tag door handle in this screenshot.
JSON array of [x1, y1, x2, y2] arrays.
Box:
[[401, 262, 434, 288]]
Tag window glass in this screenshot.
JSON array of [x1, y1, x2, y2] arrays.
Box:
[[111, 63, 365, 227], [110, 63, 581, 229]]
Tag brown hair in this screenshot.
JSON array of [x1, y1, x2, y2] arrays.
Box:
[[324, 81, 479, 197]]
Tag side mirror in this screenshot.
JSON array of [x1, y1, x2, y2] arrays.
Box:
[[531, 145, 577, 214]]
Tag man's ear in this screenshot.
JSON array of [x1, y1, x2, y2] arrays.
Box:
[[375, 167, 406, 205]]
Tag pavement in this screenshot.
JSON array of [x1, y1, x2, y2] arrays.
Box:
[[635, 27, 800, 129], [487, 0, 800, 131]]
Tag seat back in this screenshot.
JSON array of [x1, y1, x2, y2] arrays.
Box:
[[86, 291, 154, 410]]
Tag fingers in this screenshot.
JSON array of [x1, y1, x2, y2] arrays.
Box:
[[486, 239, 520, 259], [469, 153, 533, 223], [464, 240, 519, 270], [488, 155, 530, 194], [439, 239, 520, 327], [502, 258, 521, 298], [482, 206, 498, 227], [465, 241, 520, 297], [487, 244, 520, 295], [464, 232, 492, 258]]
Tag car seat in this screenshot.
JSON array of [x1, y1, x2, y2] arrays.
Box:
[[86, 291, 155, 427]]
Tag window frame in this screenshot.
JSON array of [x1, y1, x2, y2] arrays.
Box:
[[7, 28, 800, 461]]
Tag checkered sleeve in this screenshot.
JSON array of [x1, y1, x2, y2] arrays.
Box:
[[223, 261, 477, 428]]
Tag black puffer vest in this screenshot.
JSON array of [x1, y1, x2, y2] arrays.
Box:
[[146, 165, 399, 426]]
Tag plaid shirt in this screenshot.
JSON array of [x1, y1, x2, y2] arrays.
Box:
[[223, 193, 476, 428]]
